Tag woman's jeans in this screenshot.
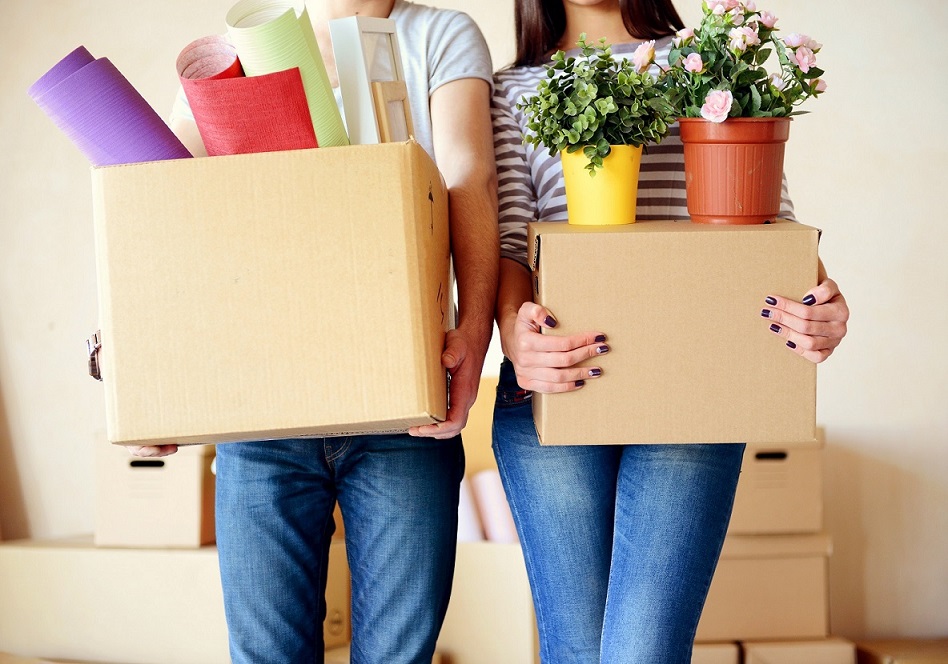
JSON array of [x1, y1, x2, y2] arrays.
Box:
[[492, 359, 744, 664], [215, 433, 464, 664]]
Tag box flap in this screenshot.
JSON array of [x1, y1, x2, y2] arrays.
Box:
[[719, 533, 833, 560]]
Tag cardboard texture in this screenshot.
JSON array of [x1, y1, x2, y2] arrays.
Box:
[[527, 220, 820, 445], [0, 537, 350, 663], [856, 640, 948, 664], [437, 542, 539, 664], [744, 638, 856, 664], [728, 428, 825, 534], [92, 141, 450, 446], [692, 643, 740, 664], [696, 533, 831, 642], [95, 443, 215, 547]]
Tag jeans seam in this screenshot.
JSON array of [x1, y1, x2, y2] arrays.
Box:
[[324, 437, 352, 466]]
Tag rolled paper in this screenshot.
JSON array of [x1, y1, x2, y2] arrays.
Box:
[[177, 35, 317, 156], [457, 476, 485, 542], [28, 46, 192, 166], [226, 0, 349, 147], [471, 470, 519, 544]]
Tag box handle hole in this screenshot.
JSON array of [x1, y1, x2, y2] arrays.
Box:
[[754, 451, 788, 461], [129, 460, 165, 469]]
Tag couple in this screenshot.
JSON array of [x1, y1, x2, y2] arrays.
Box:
[[139, 0, 850, 662]]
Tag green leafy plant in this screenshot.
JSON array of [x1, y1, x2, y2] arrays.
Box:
[[662, 0, 827, 122], [518, 35, 676, 174]]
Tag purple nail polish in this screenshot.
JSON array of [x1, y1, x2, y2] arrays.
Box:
[[770, 323, 782, 334], [596, 344, 610, 355], [589, 368, 602, 377], [761, 309, 771, 319], [802, 294, 816, 306], [786, 340, 797, 349], [575, 380, 585, 387], [544, 315, 557, 328], [594, 335, 607, 343], [765, 296, 778, 306]]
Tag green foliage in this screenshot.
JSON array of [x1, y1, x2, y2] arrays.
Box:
[[518, 36, 676, 174]]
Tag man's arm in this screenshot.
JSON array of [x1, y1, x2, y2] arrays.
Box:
[[409, 77, 498, 439]]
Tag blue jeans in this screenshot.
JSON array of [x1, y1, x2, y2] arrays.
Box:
[[492, 359, 744, 664], [215, 433, 464, 664]]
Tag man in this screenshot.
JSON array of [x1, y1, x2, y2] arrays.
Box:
[[136, 2, 498, 661]]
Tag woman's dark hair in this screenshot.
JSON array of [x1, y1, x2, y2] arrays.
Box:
[[514, 0, 685, 67]]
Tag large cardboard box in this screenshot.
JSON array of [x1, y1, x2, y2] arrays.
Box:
[[728, 429, 824, 534], [856, 640, 948, 664], [696, 533, 831, 642], [94, 443, 215, 547], [527, 220, 820, 445], [92, 142, 450, 446], [692, 643, 740, 664], [744, 638, 856, 664], [0, 537, 350, 662]]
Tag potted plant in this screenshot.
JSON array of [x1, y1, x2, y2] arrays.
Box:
[[661, 0, 827, 224], [519, 35, 676, 226]]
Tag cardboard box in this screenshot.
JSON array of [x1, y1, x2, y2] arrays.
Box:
[[692, 643, 740, 664], [437, 542, 539, 664], [92, 141, 450, 446], [856, 640, 948, 664], [527, 220, 820, 445], [0, 537, 350, 663], [744, 638, 856, 664], [696, 533, 831, 642], [728, 429, 824, 534], [95, 443, 215, 547]]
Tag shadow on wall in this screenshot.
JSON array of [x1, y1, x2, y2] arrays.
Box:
[[0, 381, 29, 541]]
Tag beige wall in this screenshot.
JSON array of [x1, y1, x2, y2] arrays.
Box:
[[1, 0, 946, 642]]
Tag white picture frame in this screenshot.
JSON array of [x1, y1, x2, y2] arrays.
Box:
[[329, 16, 413, 145]]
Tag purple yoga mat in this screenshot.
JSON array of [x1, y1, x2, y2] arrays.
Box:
[[29, 46, 192, 166]]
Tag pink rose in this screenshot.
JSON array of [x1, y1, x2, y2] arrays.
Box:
[[811, 78, 828, 93], [793, 46, 817, 73], [683, 52, 705, 73], [729, 26, 760, 52], [758, 11, 777, 28], [701, 89, 733, 123], [769, 73, 786, 91], [631, 40, 656, 73], [743, 0, 757, 10], [673, 27, 695, 47], [783, 33, 809, 48]]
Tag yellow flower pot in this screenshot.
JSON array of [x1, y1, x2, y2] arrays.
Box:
[[560, 144, 643, 226]]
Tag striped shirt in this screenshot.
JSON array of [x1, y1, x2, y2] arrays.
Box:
[[492, 37, 796, 266]]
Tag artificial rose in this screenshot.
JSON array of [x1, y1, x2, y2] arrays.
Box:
[[793, 45, 817, 73], [631, 40, 656, 74], [700, 89, 733, 123], [729, 26, 761, 52], [683, 53, 705, 74], [673, 27, 695, 47], [769, 73, 786, 91], [783, 32, 809, 48], [744, 0, 757, 10], [758, 11, 777, 28], [811, 78, 827, 93]]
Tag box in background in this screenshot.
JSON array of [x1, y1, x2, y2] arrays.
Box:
[[527, 220, 820, 446], [93, 142, 450, 446], [696, 533, 831, 642], [95, 443, 215, 548], [744, 638, 856, 664], [728, 428, 825, 535], [0, 537, 350, 663], [692, 642, 740, 664], [857, 640, 948, 664]]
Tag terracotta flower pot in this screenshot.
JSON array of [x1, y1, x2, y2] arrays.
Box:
[[679, 117, 791, 225], [561, 144, 643, 226]]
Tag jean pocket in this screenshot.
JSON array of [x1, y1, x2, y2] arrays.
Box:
[[495, 357, 533, 409]]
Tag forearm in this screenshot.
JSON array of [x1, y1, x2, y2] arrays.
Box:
[[497, 257, 533, 357]]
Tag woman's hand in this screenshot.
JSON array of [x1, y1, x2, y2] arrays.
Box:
[[503, 302, 609, 393], [761, 275, 849, 364], [127, 445, 179, 457]]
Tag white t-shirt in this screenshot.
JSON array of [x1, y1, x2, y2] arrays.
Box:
[[171, 0, 492, 162]]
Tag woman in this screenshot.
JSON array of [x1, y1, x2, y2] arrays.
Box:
[[491, 1, 849, 661]]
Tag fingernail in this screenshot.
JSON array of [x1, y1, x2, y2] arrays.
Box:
[[575, 380, 585, 387], [786, 340, 797, 349], [589, 368, 602, 377], [761, 309, 771, 319], [803, 294, 816, 306], [544, 315, 557, 328], [770, 324, 782, 334], [594, 334, 607, 343], [765, 296, 778, 306], [596, 344, 610, 355]]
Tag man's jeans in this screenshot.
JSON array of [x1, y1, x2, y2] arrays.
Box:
[[492, 359, 744, 663], [215, 433, 464, 664]]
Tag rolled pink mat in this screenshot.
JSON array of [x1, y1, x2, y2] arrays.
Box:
[[177, 34, 317, 156], [471, 470, 519, 544], [28, 46, 192, 166], [457, 476, 485, 542]]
